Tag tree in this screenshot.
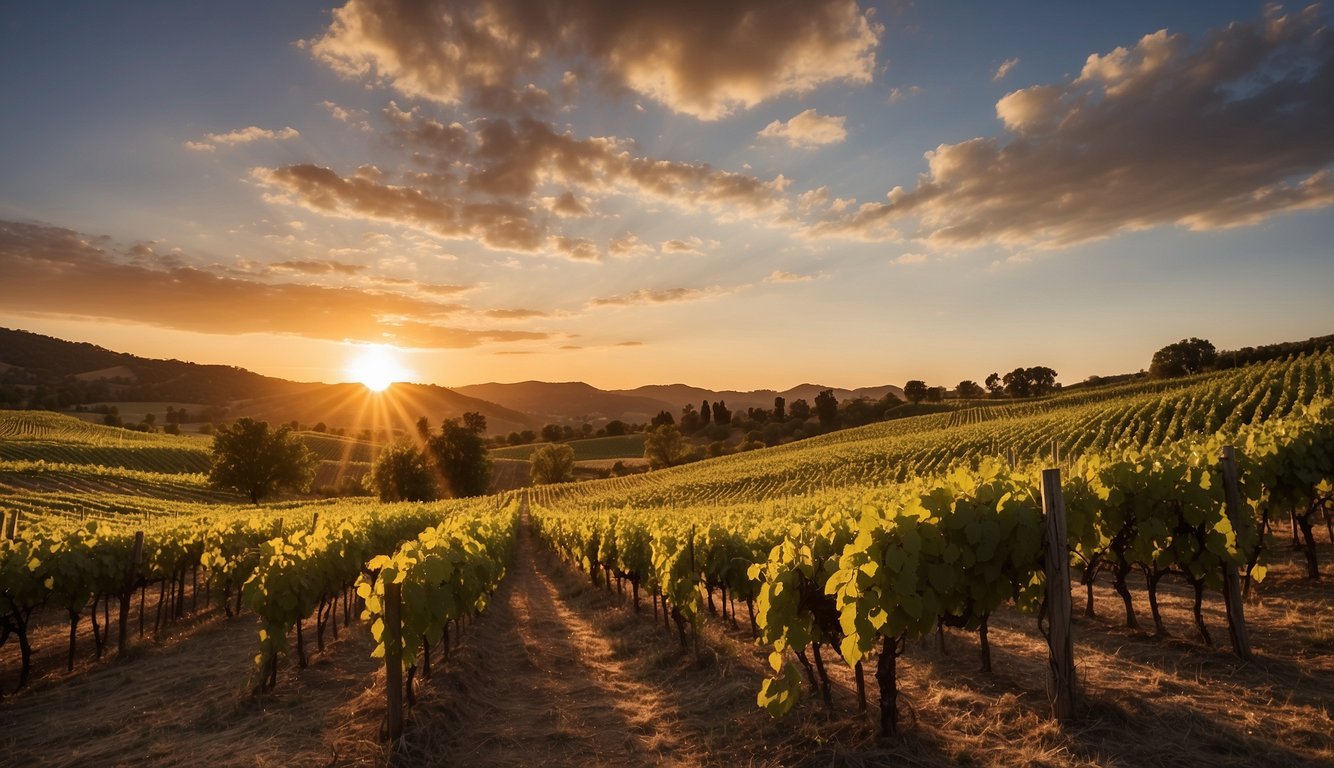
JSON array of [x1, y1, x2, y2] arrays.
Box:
[[773, 396, 786, 421], [700, 399, 711, 426], [926, 386, 946, 403], [984, 372, 1002, 397], [540, 423, 563, 442], [814, 389, 839, 429], [1150, 338, 1217, 378], [419, 415, 492, 497], [1002, 367, 1032, 398], [788, 398, 811, 421], [1027, 366, 1058, 396], [208, 418, 317, 504], [651, 410, 675, 428], [903, 380, 928, 403], [463, 411, 487, 434], [369, 438, 437, 502], [604, 419, 627, 436], [530, 443, 576, 484], [644, 424, 690, 470], [711, 401, 732, 425], [957, 380, 983, 399], [680, 403, 701, 433]]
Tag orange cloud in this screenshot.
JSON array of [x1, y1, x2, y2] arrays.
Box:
[[805, 7, 1334, 249], [0, 220, 547, 349], [758, 109, 848, 148], [310, 0, 880, 119]]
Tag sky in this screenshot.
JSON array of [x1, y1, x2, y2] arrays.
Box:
[[1, 1, 1331, 392]]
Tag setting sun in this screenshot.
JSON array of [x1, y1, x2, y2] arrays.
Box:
[[344, 344, 410, 392]]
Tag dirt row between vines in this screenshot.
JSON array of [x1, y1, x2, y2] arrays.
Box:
[[2, 531, 1331, 767]]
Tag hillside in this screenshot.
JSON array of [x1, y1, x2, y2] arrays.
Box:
[[0, 328, 536, 436], [229, 381, 539, 437], [452, 381, 675, 422], [614, 382, 906, 415]]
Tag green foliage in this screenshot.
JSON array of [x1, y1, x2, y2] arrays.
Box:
[[530, 443, 576, 484], [1151, 337, 1218, 378], [208, 418, 317, 504], [903, 380, 928, 403], [370, 439, 437, 502], [420, 413, 492, 498], [644, 424, 690, 470]]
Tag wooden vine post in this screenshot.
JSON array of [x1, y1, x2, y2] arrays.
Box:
[[4, 510, 20, 539], [382, 579, 405, 740], [1040, 469, 1077, 720], [1217, 446, 1254, 661], [118, 531, 145, 655]]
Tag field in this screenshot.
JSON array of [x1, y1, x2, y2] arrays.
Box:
[[490, 433, 647, 461], [2, 353, 1333, 767]]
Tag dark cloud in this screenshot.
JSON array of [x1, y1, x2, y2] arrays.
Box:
[[311, 0, 880, 119], [806, 6, 1334, 248], [0, 220, 547, 349]]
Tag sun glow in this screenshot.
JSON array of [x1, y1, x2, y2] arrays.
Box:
[[345, 344, 411, 392]]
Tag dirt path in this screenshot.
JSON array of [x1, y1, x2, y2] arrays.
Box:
[[371, 523, 805, 767]]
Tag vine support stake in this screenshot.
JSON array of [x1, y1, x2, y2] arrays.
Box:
[[4, 510, 20, 539], [118, 531, 144, 656], [383, 579, 405, 740], [1041, 469, 1077, 721], [1218, 445, 1254, 661]]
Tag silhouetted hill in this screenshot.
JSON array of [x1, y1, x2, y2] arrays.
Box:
[[452, 381, 674, 422], [0, 328, 537, 435]]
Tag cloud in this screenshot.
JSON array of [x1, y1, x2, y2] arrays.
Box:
[[309, 0, 880, 119], [659, 236, 716, 256], [186, 126, 300, 151], [588, 286, 729, 307], [253, 164, 547, 252], [758, 109, 848, 148], [257, 114, 792, 256], [892, 252, 927, 265], [805, 7, 1334, 248], [485, 308, 549, 319], [887, 85, 922, 104], [268, 259, 367, 276], [607, 233, 653, 259], [765, 270, 819, 283], [993, 57, 1019, 81], [0, 220, 547, 349]]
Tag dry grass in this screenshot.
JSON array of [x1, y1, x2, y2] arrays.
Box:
[[2, 536, 1330, 767]]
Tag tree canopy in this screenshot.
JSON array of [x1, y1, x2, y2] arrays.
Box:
[[1150, 337, 1218, 378], [644, 424, 691, 470], [530, 443, 576, 484], [369, 438, 437, 502], [419, 412, 492, 497], [903, 380, 928, 403], [208, 417, 317, 504]]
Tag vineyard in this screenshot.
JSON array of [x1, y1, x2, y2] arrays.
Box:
[[1, 353, 1332, 766]]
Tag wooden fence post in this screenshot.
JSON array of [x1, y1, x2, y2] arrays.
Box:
[[1041, 469, 1077, 720], [118, 531, 145, 655], [383, 579, 404, 740], [1217, 446, 1254, 661]]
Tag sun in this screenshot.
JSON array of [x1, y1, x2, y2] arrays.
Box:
[[345, 344, 411, 392]]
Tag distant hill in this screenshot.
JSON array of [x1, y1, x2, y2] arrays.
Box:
[[453, 381, 675, 422], [231, 382, 539, 437], [0, 328, 536, 435], [0, 326, 309, 404], [453, 380, 908, 424], [613, 383, 906, 415]]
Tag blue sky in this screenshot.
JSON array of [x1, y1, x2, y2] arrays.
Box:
[[1, 1, 1331, 390]]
